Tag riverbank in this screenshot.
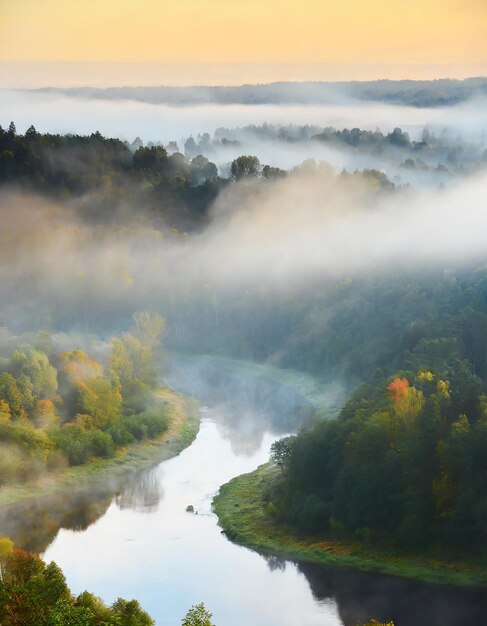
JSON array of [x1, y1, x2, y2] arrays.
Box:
[[0, 385, 199, 509], [172, 352, 345, 418], [213, 463, 487, 587]]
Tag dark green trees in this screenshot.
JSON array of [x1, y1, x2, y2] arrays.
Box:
[[270, 367, 487, 550], [0, 125, 221, 230], [270, 436, 294, 470], [230, 155, 261, 180], [0, 548, 154, 625]]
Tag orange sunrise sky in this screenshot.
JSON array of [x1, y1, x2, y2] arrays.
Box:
[[0, 0, 486, 86]]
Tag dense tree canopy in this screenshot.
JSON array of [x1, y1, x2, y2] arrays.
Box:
[[0, 313, 168, 482], [268, 362, 487, 550], [0, 125, 223, 231]]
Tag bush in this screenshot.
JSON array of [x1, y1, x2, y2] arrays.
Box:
[[108, 425, 135, 446], [138, 409, 169, 438], [50, 426, 115, 465], [0, 547, 155, 625], [122, 417, 149, 441], [117, 409, 169, 442], [0, 421, 52, 460], [88, 430, 115, 458]]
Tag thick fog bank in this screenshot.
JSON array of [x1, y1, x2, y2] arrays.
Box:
[[0, 167, 486, 333]]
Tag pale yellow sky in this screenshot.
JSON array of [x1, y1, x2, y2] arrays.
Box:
[[0, 0, 486, 85]]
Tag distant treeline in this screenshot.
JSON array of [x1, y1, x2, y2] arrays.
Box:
[[191, 123, 487, 175], [31, 77, 487, 107], [0, 123, 400, 231]]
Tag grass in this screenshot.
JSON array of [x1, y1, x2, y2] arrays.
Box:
[[0, 385, 199, 509], [213, 463, 487, 587]]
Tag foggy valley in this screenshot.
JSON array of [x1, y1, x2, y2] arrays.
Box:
[[1, 2, 487, 623]]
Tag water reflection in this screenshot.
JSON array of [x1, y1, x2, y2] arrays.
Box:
[[0, 355, 309, 553], [1, 356, 486, 626], [263, 554, 287, 573], [297, 561, 487, 626], [116, 468, 164, 513], [0, 488, 113, 552]]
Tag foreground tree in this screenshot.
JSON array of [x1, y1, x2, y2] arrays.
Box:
[[182, 602, 214, 626], [0, 547, 155, 625]]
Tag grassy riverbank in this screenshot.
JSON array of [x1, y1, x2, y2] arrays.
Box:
[[0, 385, 199, 509], [213, 463, 487, 587], [173, 352, 345, 418]]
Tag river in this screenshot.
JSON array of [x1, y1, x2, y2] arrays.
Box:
[[7, 356, 487, 625]]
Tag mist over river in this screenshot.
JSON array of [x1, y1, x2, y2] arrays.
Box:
[[6, 357, 486, 625]]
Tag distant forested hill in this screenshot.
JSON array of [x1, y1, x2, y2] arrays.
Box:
[[30, 77, 487, 107]]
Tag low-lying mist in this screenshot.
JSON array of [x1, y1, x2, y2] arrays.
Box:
[[1, 164, 486, 333], [3, 88, 486, 193], [3, 88, 487, 146]]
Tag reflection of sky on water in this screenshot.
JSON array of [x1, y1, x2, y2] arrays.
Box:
[[17, 357, 487, 626], [44, 417, 340, 626]]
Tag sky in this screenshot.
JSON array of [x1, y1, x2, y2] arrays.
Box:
[[0, 0, 486, 86]]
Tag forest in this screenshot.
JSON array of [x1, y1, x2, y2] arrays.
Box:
[[3, 0, 487, 620], [33, 77, 487, 107], [209, 262, 487, 553], [0, 120, 486, 620], [0, 122, 409, 232], [269, 364, 487, 549], [0, 122, 226, 231], [0, 312, 168, 485]]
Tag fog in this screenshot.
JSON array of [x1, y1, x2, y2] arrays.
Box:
[[0, 163, 486, 334], [3, 88, 487, 145], [1, 82, 487, 371], [1, 81, 487, 625], [2, 87, 486, 191]]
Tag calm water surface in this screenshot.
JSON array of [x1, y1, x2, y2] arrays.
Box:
[[19, 359, 487, 625]]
